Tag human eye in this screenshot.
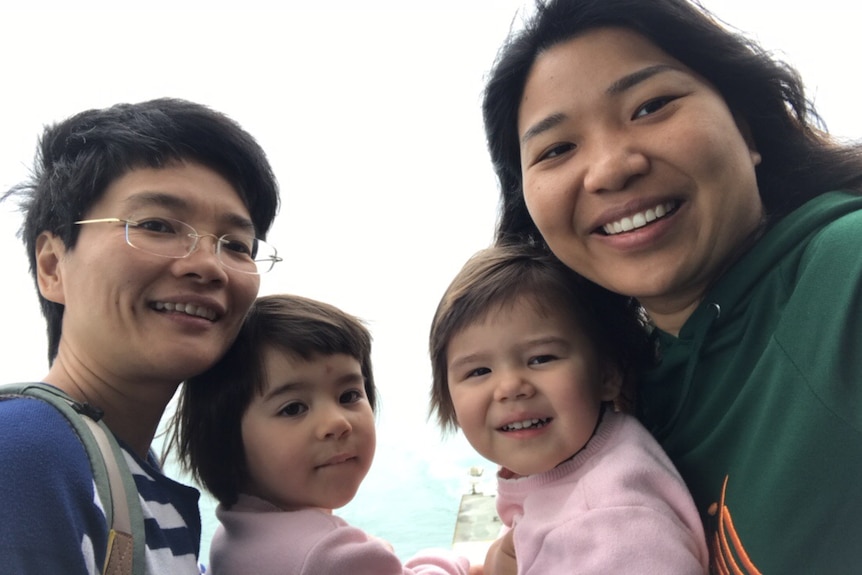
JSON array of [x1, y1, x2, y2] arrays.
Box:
[[132, 217, 181, 234], [528, 354, 557, 366], [537, 142, 576, 162], [632, 95, 678, 119], [466, 366, 491, 379], [278, 401, 308, 417], [340, 388, 365, 405], [220, 234, 255, 257]]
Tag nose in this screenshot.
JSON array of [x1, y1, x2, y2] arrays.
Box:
[[317, 404, 352, 440], [492, 369, 535, 403], [582, 134, 650, 194], [174, 234, 229, 283]]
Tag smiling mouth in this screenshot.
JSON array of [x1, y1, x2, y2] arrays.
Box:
[[152, 301, 218, 321], [500, 418, 551, 432], [600, 200, 678, 235]]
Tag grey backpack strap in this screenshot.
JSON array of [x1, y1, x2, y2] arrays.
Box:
[[0, 383, 146, 575], [81, 414, 135, 575]]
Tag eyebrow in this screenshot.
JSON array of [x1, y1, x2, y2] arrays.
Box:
[[122, 191, 256, 233], [520, 113, 567, 146], [448, 336, 570, 372], [123, 191, 188, 213], [262, 371, 365, 401], [520, 64, 680, 145], [448, 352, 485, 374], [263, 380, 307, 402], [605, 64, 679, 96]]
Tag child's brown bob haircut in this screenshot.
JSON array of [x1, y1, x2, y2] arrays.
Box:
[[173, 294, 376, 507], [429, 243, 652, 431]]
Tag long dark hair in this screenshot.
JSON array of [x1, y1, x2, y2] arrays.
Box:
[[484, 0, 862, 245]]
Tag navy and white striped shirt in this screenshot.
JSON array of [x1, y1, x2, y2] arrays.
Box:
[[0, 396, 202, 574]]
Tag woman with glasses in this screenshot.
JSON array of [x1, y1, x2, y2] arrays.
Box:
[[0, 98, 280, 574]]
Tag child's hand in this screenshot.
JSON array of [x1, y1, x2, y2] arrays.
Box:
[[483, 529, 516, 575], [468, 565, 484, 575]]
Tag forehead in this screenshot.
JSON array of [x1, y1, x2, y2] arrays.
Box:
[[519, 27, 684, 126], [463, 291, 587, 338], [90, 162, 252, 226], [260, 347, 363, 387], [535, 26, 678, 83]]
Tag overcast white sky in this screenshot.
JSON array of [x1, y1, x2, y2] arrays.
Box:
[[3, 0, 861, 422], [2, 0, 861, 558]]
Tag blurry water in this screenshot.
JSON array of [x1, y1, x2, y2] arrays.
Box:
[[162, 409, 495, 564]]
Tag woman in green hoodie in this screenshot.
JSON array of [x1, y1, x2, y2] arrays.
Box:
[[482, 0, 862, 573]]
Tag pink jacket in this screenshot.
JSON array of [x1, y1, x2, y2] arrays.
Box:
[[210, 494, 470, 574], [496, 411, 709, 574]]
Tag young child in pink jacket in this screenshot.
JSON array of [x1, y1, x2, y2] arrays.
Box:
[[430, 244, 709, 574], [174, 294, 475, 575]]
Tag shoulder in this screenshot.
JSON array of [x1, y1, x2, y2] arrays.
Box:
[[305, 515, 415, 575], [586, 412, 682, 478], [770, 196, 862, 339], [0, 395, 92, 480], [0, 395, 106, 572], [550, 412, 692, 510], [520, 415, 708, 571], [499, 413, 689, 514], [211, 505, 406, 575], [217, 500, 346, 533], [776, 193, 862, 283], [800, 205, 862, 262]]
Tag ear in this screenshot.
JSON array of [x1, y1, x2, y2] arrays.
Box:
[[598, 362, 624, 403], [734, 115, 762, 167], [35, 231, 67, 305]]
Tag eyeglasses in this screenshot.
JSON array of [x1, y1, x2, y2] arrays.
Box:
[[74, 216, 282, 275]]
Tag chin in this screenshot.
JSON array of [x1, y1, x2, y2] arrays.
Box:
[[165, 354, 222, 381]]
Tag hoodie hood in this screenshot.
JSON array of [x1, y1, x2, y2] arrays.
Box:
[[638, 191, 862, 443]]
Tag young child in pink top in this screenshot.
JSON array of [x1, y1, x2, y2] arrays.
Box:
[[174, 294, 475, 575], [430, 244, 709, 574]]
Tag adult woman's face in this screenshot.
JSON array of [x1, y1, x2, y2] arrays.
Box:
[[40, 162, 261, 385], [518, 27, 764, 332]]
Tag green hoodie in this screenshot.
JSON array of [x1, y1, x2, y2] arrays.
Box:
[[638, 191, 862, 574]]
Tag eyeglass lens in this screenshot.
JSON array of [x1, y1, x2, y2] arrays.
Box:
[[125, 217, 278, 274]]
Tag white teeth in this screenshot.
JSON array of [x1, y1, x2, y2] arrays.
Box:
[[153, 301, 217, 321], [501, 418, 548, 431], [603, 201, 676, 235]]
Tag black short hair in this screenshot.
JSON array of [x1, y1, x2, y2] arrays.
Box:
[[3, 98, 280, 362]]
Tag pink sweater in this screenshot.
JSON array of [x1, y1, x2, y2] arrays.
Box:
[[210, 494, 470, 574], [496, 410, 709, 574]]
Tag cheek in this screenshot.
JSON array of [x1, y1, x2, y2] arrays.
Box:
[[225, 274, 261, 330], [523, 172, 577, 237], [241, 415, 272, 465], [450, 389, 482, 429], [360, 411, 377, 442], [680, 110, 758, 189], [237, 274, 261, 307], [523, 179, 552, 227], [688, 125, 763, 226]]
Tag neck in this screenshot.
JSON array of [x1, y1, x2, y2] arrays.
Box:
[[556, 401, 607, 467], [43, 356, 180, 459], [639, 293, 702, 336]]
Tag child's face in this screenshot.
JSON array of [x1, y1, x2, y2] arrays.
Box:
[[446, 296, 620, 477], [241, 346, 375, 511]]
